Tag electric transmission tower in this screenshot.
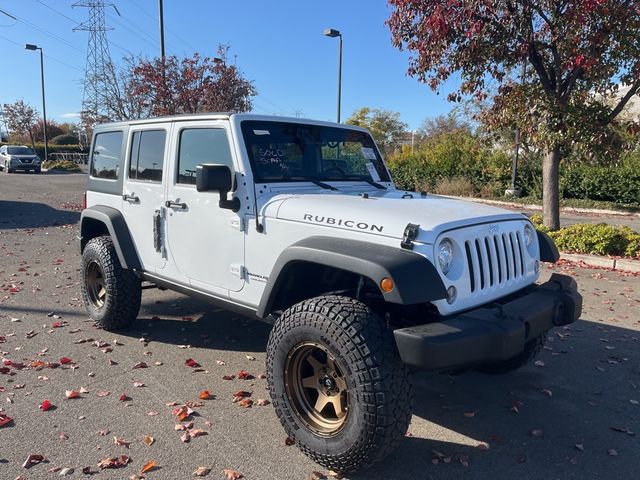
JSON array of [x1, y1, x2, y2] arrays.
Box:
[[73, 0, 120, 127]]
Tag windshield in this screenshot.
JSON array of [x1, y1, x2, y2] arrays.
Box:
[[7, 147, 35, 155], [241, 120, 390, 183]]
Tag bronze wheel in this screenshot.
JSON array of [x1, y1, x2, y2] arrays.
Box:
[[85, 260, 107, 308], [284, 342, 349, 436], [81, 236, 141, 330]]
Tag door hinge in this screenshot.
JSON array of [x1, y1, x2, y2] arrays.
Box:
[[230, 264, 246, 279], [230, 217, 244, 232]]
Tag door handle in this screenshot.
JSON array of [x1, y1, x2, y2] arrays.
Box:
[[122, 193, 140, 203], [165, 200, 187, 209]]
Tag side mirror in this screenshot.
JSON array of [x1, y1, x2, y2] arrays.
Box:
[[196, 164, 240, 212]]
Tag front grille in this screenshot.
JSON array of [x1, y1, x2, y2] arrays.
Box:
[[464, 231, 525, 292], [20, 158, 33, 164]]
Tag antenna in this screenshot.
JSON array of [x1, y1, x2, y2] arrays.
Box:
[[72, 0, 118, 127]]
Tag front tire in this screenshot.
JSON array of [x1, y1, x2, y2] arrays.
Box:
[[267, 295, 412, 474], [81, 236, 141, 330]]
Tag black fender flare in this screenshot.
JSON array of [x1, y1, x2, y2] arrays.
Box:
[[256, 236, 447, 318], [80, 206, 141, 270], [537, 230, 560, 263]]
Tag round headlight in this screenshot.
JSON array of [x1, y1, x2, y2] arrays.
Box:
[[524, 223, 534, 247], [438, 238, 454, 275]]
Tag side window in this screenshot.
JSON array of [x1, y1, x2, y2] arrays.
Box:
[[91, 131, 123, 180], [129, 130, 166, 182], [177, 128, 233, 185]]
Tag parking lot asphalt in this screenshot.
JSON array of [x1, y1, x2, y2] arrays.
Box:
[[0, 171, 639, 480]]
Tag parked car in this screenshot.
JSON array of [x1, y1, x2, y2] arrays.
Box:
[[80, 113, 582, 474], [0, 145, 42, 173]]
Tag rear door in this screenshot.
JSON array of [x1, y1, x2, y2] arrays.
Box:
[[121, 124, 170, 272]]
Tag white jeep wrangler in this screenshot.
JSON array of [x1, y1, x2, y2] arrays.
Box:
[[80, 113, 582, 473]]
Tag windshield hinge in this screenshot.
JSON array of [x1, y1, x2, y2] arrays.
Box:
[[401, 223, 420, 250]]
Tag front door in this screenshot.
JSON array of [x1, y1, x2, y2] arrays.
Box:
[[121, 125, 170, 272], [165, 122, 245, 292]]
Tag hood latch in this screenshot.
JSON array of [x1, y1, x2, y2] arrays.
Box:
[[401, 223, 420, 250]]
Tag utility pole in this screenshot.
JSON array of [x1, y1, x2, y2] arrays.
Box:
[[158, 0, 165, 59]]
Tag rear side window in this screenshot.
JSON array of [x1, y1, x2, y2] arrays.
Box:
[[91, 131, 123, 180], [177, 128, 233, 185], [129, 130, 166, 182]]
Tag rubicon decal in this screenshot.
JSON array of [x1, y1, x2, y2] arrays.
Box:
[[302, 214, 384, 233]]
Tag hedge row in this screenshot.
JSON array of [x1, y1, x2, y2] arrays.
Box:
[[531, 214, 640, 258], [387, 132, 640, 208]]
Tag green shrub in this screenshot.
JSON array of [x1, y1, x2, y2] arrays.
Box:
[[545, 223, 640, 257], [50, 134, 79, 145], [42, 160, 82, 172]]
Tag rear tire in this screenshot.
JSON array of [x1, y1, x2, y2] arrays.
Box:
[[478, 333, 547, 374], [267, 295, 412, 474], [81, 235, 141, 330]]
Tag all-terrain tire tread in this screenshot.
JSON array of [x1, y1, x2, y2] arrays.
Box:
[[266, 295, 412, 473], [81, 235, 141, 330]]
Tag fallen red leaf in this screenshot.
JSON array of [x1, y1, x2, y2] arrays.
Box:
[[40, 399, 53, 411], [119, 393, 130, 402], [238, 398, 253, 408], [185, 358, 200, 368], [59, 357, 73, 365], [0, 413, 13, 427], [22, 454, 45, 468], [233, 391, 251, 398], [237, 370, 254, 380]]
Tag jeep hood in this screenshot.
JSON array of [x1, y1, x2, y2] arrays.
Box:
[[268, 190, 527, 244]]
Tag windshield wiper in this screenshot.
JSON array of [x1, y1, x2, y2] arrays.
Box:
[[327, 176, 387, 190], [260, 175, 338, 191]]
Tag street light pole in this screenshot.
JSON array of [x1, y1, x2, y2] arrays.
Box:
[[26, 44, 48, 162], [324, 28, 342, 123], [158, 0, 165, 59]]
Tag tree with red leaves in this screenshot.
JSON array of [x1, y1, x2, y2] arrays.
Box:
[[387, 0, 640, 229], [102, 45, 255, 123]]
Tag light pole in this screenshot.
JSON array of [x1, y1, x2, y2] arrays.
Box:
[[323, 28, 342, 123], [25, 43, 48, 162]]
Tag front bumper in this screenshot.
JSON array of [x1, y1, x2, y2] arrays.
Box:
[[393, 273, 582, 371], [11, 163, 40, 171]]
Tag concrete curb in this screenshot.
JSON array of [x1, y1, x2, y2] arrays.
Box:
[[447, 196, 640, 218], [560, 253, 640, 273]]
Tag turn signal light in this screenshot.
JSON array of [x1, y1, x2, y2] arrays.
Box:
[[380, 277, 394, 293]]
